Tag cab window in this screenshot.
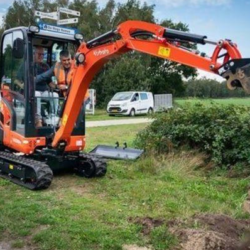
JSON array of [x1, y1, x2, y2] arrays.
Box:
[[1, 30, 25, 134]]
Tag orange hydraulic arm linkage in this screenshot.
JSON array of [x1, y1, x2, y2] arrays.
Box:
[[52, 20, 250, 148]]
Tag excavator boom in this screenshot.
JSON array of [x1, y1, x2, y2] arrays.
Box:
[[52, 20, 250, 148]]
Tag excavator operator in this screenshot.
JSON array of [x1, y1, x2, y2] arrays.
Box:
[[35, 50, 74, 97]]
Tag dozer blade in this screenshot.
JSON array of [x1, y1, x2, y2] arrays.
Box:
[[89, 145, 144, 160], [220, 59, 250, 94]]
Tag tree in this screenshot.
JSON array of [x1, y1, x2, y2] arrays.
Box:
[[3, 0, 37, 28], [3, 0, 71, 29], [69, 0, 100, 40], [184, 78, 248, 98], [145, 19, 197, 97], [90, 0, 156, 107], [98, 0, 116, 32], [115, 0, 155, 24]]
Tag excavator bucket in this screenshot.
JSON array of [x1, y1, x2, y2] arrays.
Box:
[[89, 144, 144, 160], [220, 59, 250, 93]]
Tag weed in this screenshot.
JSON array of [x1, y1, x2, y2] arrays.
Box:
[[150, 225, 178, 249]]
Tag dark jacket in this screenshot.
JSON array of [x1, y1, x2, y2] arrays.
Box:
[[17, 62, 50, 92], [34, 62, 50, 91]]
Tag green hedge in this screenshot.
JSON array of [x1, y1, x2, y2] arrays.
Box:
[[135, 103, 250, 167]]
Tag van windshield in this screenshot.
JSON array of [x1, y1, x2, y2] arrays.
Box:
[[112, 92, 132, 101]]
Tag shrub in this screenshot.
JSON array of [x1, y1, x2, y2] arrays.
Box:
[[135, 103, 250, 167]]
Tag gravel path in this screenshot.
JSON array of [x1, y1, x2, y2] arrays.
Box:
[[86, 118, 153, 127]]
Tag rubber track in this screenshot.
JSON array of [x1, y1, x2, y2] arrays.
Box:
[[80, 153, 107, 177], [0, 151, 53, 190]]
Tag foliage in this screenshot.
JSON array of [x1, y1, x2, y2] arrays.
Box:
[[184, 78, 248, 98], [147, 19, 196, 97], [175, 97, 250, 107], [135, 103, 250, 168]]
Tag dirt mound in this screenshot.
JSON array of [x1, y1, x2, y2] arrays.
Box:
[[195, 214, 249, 239], [130, 214, 250, 250], [173, 229, 237, 250]]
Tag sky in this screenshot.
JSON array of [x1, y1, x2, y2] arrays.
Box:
[[0, 0, 249, 81]]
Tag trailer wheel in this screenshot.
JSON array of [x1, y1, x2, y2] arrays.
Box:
[[129, 108, 135, 117]]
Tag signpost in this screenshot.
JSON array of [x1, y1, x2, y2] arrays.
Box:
[[35, 7, 80, 26], [57, 18, 79, 25], [35, 11, 58, 20], [39, 23, 76, 35], [59, 8, 80, 17]]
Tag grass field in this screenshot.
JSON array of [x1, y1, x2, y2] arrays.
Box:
[[175, 97, 250, 107], [86, 98, 250, 122], [86, 109, 148, 121], [0, 122, 249, 250]]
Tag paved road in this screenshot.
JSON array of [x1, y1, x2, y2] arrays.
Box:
[[86, 118, 153, 127]]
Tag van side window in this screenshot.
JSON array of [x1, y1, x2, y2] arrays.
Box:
[[140, 93, 148, 100], [132, 93, 139, 102]]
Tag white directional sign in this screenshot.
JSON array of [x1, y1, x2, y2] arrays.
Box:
[[39, 23, 76, 35], [35, 11, 58, 20], [57, 18, 78, 25], [59, 8, 80, 16]]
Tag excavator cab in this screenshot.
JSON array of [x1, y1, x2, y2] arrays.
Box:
[[0, 26, 85, 139]]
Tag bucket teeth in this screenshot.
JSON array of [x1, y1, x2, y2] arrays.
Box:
[[221, 60, 250, 94], [238, 63, 250, 93]]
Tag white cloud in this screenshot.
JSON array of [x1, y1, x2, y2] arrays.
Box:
[[98, 0, 232, 8], [190, 0, 231, 6], [197, 69, 224, 82], [146, 0, 231, 8]]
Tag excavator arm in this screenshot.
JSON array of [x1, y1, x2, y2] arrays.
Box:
[[52, 20, 250, 148]]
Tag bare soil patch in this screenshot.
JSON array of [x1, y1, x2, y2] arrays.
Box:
[[130, 214, 250, 250], [0, 225, 49, 250], [0, 241, 37, 250]]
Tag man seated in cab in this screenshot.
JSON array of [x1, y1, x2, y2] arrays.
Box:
[[16, 46, 59, 117], [36, 50, 90, 111], [35, 50, 74, 98]]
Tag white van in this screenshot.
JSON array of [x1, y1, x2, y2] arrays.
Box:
[[107, 91, 154, 116]]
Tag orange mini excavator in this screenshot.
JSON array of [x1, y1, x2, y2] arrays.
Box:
[[0, 20, 249, 190]]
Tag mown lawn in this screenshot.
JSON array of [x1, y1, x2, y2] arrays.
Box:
[[86, 109, 148, 121], [175, 97, 250, 107], [0, 123, 249, 250], [87, 98, 250, 122]]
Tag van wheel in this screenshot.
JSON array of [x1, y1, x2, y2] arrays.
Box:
[[129, 108, 135, 117], [148, 107, 154, 115]]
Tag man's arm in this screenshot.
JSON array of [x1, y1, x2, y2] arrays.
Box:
[[35, 66, 55, 85]]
